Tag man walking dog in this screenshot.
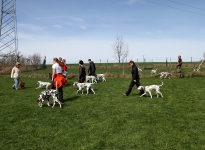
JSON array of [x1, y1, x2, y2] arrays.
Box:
[[88, 59, 96, 76]]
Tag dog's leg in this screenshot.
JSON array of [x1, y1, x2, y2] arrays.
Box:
[[148, 91, 152, 98], [36, 86, 41, 89], [158, 91, 163, 97], [140, 92, 146, 97], [52, 98, 61, 108], [86, 87, 89, 95], [47, 101, 51, 106], [90, 88, 95, 94]]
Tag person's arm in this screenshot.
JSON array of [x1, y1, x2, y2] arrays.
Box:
[[11, 68, 14, 78], [133, 66, 139, 82], [88, 63, 90, 73], [52, 68, 56, 81], [19, 69, 21, 78]]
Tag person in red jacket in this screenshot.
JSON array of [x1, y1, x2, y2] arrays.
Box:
[[59, 57, 67, 78]]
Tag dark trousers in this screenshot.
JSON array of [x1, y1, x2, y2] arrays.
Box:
[[125, 80, 144, 96], [89, 71, 96, 76], [51, 83, 63, 103], [79, 77, 85, 83]]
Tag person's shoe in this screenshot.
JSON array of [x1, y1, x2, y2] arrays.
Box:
[[123, 93, 127, 97]]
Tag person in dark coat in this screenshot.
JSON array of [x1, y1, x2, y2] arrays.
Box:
[[176, 55, 182, 78], [78, 60, 86, 83], [88, 59, 96, 76], [123, 60, 144, 96]]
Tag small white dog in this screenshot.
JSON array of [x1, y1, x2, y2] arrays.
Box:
[[151, 68, 157, 76], [86, 75, 97, 83], [137, 82, 163, 98], [159, 72, 172, 79], [138, 68, 142, 72], [73, 82, 95, 95], [36, 81, 51, 90], [37, 89, 61, 108], [96, 74, 106, 82]]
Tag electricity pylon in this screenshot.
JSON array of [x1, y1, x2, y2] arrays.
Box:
[[0, 0, 18, 61]]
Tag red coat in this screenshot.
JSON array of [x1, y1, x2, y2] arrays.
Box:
[[53, 73, 67, 88], [61, 62, 67, 71]]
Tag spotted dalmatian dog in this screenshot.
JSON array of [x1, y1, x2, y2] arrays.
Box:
[[37, 89, 61, 108]]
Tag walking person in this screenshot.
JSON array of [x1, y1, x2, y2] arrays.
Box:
[[78, 60, 86, 83], [88, 59, 96, 76], [176, 55, 183, 78], [123, 60, 144, 96], [51, 58, 67, 103], [11, 62, 21, 90]]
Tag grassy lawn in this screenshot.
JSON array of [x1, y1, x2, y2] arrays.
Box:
[[1, 73, 205, 149]]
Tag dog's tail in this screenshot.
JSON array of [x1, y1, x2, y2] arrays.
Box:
[[159, 82, 163, 86]]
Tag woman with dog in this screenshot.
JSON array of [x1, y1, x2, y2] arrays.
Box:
[[51, 58, 67, 103], [123, 60, 144, 97], [11, 62, 21, 90]]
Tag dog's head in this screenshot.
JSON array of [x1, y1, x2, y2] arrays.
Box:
[[137, 86, 144, 91], [37, 90, 51, 107], [73, 82, 79, 86], [37, 97, 43, 107]]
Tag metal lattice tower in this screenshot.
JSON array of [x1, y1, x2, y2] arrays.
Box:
[[0, 0, 18, 60]]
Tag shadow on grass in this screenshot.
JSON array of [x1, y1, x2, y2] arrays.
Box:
[[64, 96, 80, 102]]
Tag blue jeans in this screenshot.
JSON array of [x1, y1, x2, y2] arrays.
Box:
[[12, 78, 19, 90]]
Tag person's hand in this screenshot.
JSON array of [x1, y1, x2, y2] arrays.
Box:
[[134, 80, 136, 82]]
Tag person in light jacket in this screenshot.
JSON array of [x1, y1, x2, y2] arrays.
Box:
[[11, 62, 21, 90]]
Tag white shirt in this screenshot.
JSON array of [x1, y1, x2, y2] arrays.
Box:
[[52, 63, 62, 74]]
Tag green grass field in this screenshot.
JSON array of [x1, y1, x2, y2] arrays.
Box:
[[1, 66, 205, 150]]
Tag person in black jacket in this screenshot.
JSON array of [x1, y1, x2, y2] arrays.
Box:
[[123, 60, 144, 96], [88, 59, 96, 76], [78, 60, 86, 83]]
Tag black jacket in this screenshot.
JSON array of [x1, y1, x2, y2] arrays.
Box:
[[131, 65, 140, 81], [79, 65, 86, 79], [88, 61, 96, 73]]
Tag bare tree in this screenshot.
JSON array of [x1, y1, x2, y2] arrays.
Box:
[[28, 53, 42, 69], [112, 35, 129, 63]]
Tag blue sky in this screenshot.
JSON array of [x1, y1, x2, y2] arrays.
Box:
[[16, 0, 205, 64]]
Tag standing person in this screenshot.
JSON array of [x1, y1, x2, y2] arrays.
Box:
[[62, 59, 67, 72], [59, 57, 67, 78], [78, 60, 86, 83], [176, 55, 183, 78], [11, 62, 21, 90], [123, 60, 144, 96], [88, 59, 96, 76], [51, 58, 67, 103]]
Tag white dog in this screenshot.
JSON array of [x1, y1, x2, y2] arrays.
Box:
[[96, 74, 106, 82], [86, 75, 97, 83], [73, 82, 95, 95], [137, 82, 163, 98], [138, 68, 142, 72], [36, 81, 51, 90], [37, 89, 61, 108], [159, 72, 172, 79], [151, 68, 157, 76]]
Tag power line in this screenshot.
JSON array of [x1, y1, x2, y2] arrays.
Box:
[[144, 0, 205, 17], [166, 0, 205, 11]]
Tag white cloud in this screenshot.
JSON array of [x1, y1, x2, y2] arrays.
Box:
[[18, 23, 44, 31], [53, 25, 62, 29]]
